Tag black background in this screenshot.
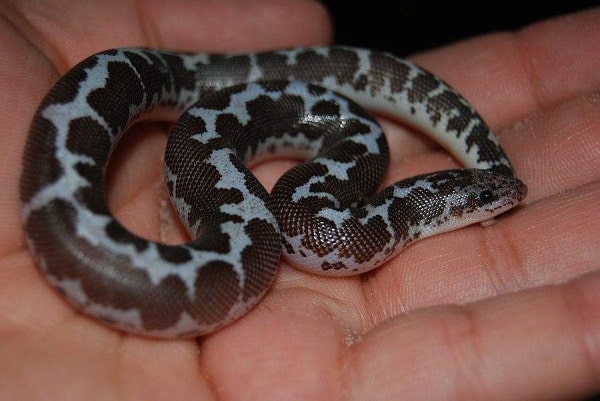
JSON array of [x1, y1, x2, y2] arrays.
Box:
[[320, 1, 600, 400], [321, 1, 598, 56]]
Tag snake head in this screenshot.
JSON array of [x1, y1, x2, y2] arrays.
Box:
[[420, 168, 528, 232], [462, 169, 527, 225], [378, 168, 528, 248]]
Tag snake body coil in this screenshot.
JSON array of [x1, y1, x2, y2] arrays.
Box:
[[20, 47, 526, 337]]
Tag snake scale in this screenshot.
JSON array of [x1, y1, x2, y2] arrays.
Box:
[[19, 46, 527, 338]]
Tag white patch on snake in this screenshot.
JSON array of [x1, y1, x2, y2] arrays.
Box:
[[74, 210, 113, 245], [275, 48, 304, 65], [313, 157, 355, 180], [354, 48, 372, 76], [315, 208, 352, 228], [346, 130, 384, 154], [86, 303, 143, 331], [189, 83, 278, 129], [132, 244, 231, 296], [317, 76, 400, 116], [153, 311, 218, 338], [204, 147, 278, 284], [291, 176, 339, 206], [179, 52, 210, 71], [22, 172, 88, 221], [190, 120, 220, 144], [48, 276, 88, 306], [22, 55, 119, 219], [246, 53, 264, 82], [206, 148, 250, 190]]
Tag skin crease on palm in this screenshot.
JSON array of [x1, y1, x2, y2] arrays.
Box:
[[0, 0, 599, 400]]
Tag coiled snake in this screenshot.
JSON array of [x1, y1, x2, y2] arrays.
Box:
[[19, 46, 527, 338]]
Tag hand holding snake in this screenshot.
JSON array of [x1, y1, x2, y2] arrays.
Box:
[[2, 1, 600, 400]]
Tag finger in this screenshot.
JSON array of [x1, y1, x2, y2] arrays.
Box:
[[411, 8, 600, 132], [500, 93, 600, 201], [345, 269, 600, 401], [10, 0, 331, 67]]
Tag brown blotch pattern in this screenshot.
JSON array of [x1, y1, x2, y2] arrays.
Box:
[[20, 116, 62, 202]]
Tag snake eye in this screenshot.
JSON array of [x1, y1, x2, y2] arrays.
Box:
[[479, 189, 494, 203]]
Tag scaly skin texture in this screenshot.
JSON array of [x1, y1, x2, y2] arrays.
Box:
[[19, 44, 524, 335], [1, 1, 600, 400]]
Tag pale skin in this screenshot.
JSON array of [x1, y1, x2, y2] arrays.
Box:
[[0, 1, 599, 400]]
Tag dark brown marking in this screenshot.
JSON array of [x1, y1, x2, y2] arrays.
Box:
[[241, 218, 280, 301], [64, 116, 112, 214], [299, 216, 339, 257], [368, 51, 411, 95], [125, 50, 172, 105], [161, 52, 200, 93], [24, 199, 191, 332], [198, 54, 253, 92], [201, 85, 247, 111], [191, 261, 241, 325], [39, 53, 103, 109], [87, 61, 145, 134], [430, 89, 472, 129], [311, 99, 341, 117], [256, 48, 361, 88], [260, 80, 290, 92], [105, 220, 149, 252], [66, 116, 112, 165], [321, 261, 347, 271], [354, 74, 369, 91], [73, 169, 108, 215], [307, 83, 327, 96], [157, 244, 193, 264], [337, 214, 392, 263], [20, 116, 63, 202]]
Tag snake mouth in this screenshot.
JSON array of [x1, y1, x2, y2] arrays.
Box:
[[510, 177, 528, 204], [498, 176, 528, 214]]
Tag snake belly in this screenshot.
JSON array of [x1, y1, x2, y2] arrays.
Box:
[[19, 46, 527, 338]]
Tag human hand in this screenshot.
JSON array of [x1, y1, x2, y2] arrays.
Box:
[[1, 1, 599, 400]]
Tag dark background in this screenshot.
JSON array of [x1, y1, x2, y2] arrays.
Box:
[[321, 1, 598, 56], [320, 1, 600, 400]]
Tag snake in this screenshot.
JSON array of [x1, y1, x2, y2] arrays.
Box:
[[19, 46, 527, 338]]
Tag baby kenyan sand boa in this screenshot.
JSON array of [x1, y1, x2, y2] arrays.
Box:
[[19, 46, 526, 337]]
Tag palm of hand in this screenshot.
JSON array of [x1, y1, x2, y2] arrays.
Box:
[[1, 2, 599, 400]]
